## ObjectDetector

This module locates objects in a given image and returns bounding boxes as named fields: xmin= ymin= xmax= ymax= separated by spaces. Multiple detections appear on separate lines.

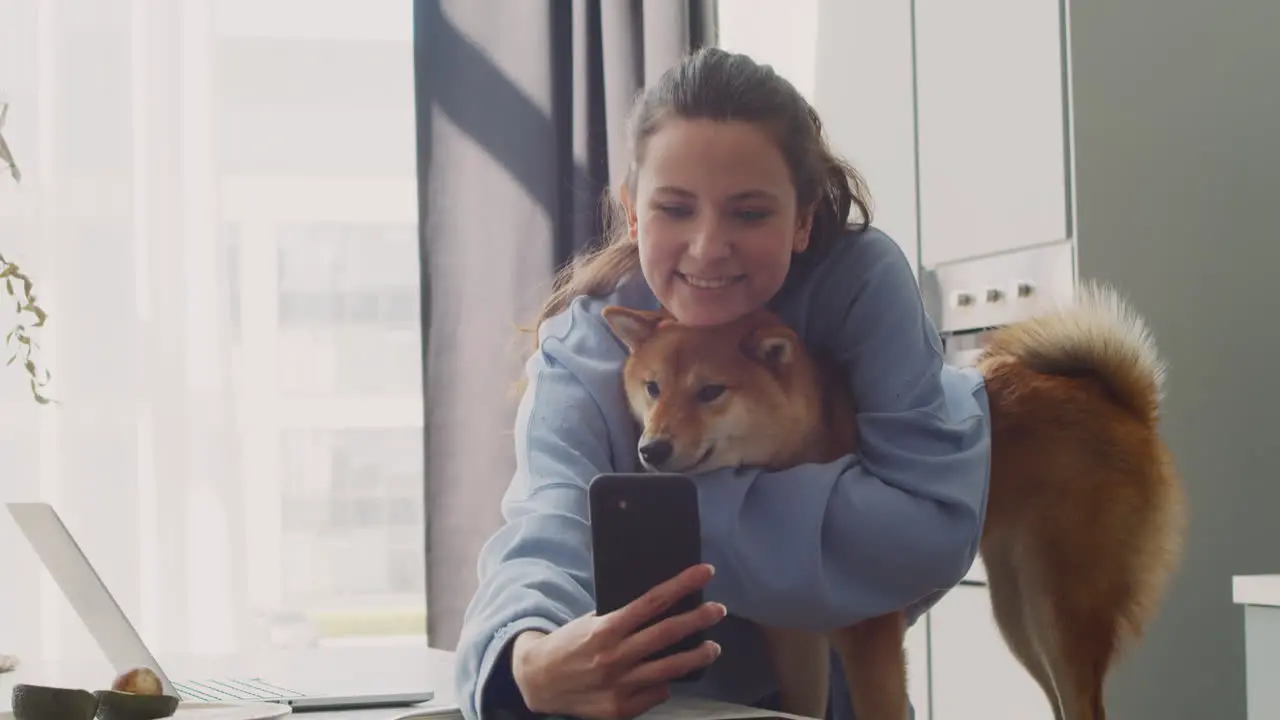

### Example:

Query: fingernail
xmin=709 ymin=641 xmax=722 ymax=657
xmin=705 ymin=563 xmax=716 ymax=576
xmin=712 ymin=602 xmax=728 ymax=618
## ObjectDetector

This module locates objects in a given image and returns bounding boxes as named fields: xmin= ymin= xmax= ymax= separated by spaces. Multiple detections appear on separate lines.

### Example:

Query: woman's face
xmin=624 ymin=118 xmax=813 ymax=327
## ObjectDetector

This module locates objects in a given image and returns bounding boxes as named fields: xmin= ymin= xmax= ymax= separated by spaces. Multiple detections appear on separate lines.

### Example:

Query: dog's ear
xmin=602 ymin=306 xmax=665 ymax=353
xmin=742 ymin=324 xmax=797 ymax=368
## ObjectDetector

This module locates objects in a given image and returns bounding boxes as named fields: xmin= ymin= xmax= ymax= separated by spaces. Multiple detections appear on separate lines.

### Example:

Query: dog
xmin=601 ymin=283 xmax=1186 ymax=720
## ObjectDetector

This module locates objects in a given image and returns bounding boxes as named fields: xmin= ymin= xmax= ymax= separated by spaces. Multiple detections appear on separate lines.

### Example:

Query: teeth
xmin=682 ymin=274 xmax=734 ymax=289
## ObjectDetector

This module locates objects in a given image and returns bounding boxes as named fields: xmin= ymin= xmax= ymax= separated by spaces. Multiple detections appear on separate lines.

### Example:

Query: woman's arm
xmin=452 ymin=300 xmax=626 ymax=720
xmin=697 ymin=230 xmax=992 ymax=630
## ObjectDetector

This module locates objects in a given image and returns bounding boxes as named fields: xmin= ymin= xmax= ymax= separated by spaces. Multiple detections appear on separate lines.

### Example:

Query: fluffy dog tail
xmin=980 ymin=282 xmax=1166 ymax=423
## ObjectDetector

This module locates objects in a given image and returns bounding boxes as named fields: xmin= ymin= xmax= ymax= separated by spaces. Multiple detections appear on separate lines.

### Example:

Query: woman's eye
xmin=645 ymin=380 xmax=660 ymax=398
xmin=736 ymin=209 xmax=771 ymax=223
xmin=658 ymin=205 xmax=693 ymax=219
xmin=696 ymin=384 xmax=725 ymax=403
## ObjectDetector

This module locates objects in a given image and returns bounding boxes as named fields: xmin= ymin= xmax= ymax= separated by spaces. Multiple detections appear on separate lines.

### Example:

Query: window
xmin=0 ymin=0 xmax=425 ymax=661
xmin=279 ymin=427 xmax=425 ymax=600
xmin=274 ymin=222 xmax=422 ymax=395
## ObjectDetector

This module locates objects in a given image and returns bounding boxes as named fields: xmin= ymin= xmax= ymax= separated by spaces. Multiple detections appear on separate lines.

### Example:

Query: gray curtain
xmin=413 ymin=0 xmax=716 ymax=650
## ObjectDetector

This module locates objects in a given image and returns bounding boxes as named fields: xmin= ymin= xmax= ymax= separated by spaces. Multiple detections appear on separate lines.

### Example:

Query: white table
xmin=0 ymin=645 xmax=805 ymax=719
xmin=0 ymin=645 xmax=457 ymax=719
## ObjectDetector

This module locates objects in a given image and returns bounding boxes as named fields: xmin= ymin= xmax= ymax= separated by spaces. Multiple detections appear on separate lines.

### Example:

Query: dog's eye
xmin=644 ymin=380 xmax=660 ymax=398
xmin=696 ymin=384 xmax=726 ymax=403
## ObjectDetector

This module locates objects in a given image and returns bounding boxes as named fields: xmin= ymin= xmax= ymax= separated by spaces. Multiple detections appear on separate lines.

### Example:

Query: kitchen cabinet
xmin=812 ymin=0 xmax=921 ymax=271
xmin=928 ymin=583 xmax=1056 ymax=719
xmin=913 ymin=0 xmax=1071 ymax=266
xmin=1233 ymin=576 xmax=1280 ymax=719
xmin=812 ymin=3 xmax=1074 ymax=716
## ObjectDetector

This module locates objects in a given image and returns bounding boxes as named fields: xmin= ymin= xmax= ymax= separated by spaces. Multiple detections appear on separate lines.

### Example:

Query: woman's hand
xmin=511 ymin=563 xmax=726 ymax=719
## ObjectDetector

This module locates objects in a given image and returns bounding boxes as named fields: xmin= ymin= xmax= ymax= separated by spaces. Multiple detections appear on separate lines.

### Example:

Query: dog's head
xmin=601 ymin=306 xmax=823 ymax=474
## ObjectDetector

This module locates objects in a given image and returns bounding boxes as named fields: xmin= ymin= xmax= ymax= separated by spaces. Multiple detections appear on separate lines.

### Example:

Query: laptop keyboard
xmin=172 ymin=677 xmax=306 ymax=702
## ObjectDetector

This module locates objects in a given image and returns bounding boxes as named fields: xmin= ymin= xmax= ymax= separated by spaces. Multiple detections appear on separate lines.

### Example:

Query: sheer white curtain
xmin=0 ymin=0 xmax=425 ymax=664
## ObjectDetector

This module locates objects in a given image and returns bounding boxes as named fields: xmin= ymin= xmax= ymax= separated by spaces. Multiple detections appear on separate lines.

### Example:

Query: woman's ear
xmin=618 ymin=181 xmax=639 ymax=242
xmin=792 ymin=201 xmax=816 ymax=252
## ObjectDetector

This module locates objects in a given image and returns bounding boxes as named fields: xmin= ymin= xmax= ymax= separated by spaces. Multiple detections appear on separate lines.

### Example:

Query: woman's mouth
xmin=677 ymin=272 xmax=743 ymax=290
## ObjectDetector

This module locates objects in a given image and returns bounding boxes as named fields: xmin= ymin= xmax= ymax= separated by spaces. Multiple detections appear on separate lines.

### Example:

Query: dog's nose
xmin=638 ymin=439 xmax=673 ymax=467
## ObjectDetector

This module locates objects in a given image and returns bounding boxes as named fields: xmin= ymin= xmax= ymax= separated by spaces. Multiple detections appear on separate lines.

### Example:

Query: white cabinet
xmin=813 ymin=0 xmax=921 ymax=270
xmin=928 ymin=584 xmax=1057 ymax=719
xmin=913 ymin=0 xmax=1071 ymax=266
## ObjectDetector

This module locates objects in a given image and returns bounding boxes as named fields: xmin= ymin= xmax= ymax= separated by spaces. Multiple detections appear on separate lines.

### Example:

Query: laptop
xmin=7 ymin=501 xmax=436 ymax=711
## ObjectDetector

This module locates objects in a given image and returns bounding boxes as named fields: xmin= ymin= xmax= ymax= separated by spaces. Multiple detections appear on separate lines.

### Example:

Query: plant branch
xmin=1 ymin=102 xmax=53 ymax=403
xmin=1 ymin=253 xmax=53 ymax=403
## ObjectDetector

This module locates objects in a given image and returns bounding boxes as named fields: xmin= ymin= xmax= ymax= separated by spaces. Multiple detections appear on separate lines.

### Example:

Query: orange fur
xmin=602 ymin=284 xmax=1185 ymax=720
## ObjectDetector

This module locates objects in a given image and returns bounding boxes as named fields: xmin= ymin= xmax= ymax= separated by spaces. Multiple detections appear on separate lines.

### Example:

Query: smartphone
xmin=588 ymin=472 xmax=706 ymax=680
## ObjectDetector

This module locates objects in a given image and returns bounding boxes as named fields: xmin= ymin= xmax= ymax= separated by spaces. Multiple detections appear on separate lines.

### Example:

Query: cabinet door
xmin=813 ymin=0 xmax=921 ymax=273
xmin=914 ymin=0 xmax=1071 ymax=266
xmin=929 ymin=584 xmax=1057 ymax=719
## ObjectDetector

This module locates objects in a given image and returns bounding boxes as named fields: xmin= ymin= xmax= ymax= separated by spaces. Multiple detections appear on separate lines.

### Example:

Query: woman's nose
xmin=687 ymin=219 xmax=732 ymax=260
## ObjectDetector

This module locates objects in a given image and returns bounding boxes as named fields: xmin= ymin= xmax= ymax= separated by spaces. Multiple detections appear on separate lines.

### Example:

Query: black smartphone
xmin=588 ymin=472 xmax=706 ymax=680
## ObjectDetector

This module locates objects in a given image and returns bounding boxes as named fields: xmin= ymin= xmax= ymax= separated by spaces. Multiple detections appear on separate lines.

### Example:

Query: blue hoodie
xmin=453 ymin=227 xmax=992 ymax=719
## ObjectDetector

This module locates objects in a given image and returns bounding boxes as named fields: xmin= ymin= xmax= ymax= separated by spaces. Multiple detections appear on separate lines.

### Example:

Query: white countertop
xmin=1 ymin=646 xmax=459 ymax=720
xmin=0 ymin=645 xmax=810 ymax=720
xmin=1234 ymin=574 xmax=1280 ymax=608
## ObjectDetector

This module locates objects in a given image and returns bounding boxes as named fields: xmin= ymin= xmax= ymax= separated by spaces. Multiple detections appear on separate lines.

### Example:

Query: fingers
xmin=601 ymin=563 xmax=716 ymax=637
xmin=616 ymin=599 xmax=727 ymax=666
xmin=621 ymin=638 xmax=723 ymax=688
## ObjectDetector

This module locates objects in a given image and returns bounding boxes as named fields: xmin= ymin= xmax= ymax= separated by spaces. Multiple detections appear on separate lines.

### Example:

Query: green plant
xmin=1 ymin=101 xmax=52 ymax=404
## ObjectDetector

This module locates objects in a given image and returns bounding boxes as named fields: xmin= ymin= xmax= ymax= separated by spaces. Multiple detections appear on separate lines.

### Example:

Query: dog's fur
xmin=601 ymin=283 xmax=1186 ymax=720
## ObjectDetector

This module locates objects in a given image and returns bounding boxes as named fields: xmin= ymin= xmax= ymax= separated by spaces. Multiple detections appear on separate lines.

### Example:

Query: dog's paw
xmin=0 ymin=653 xmax=19 ymax=673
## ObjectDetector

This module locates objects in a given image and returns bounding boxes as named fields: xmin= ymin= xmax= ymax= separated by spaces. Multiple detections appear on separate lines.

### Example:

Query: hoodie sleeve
xmin=451 ymin=299 xmax=628 ymax=720
xmin=696 ymin=231 xmax=992 ymax=631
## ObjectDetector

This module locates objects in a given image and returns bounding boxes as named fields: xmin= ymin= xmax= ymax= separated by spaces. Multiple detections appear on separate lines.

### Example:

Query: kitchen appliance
xmin=919 ymin=238 xmax=1077 ymax=368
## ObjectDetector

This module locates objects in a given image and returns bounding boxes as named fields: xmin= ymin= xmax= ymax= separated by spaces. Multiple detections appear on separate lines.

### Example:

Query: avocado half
xmin=92 ymin=690 xmax=180 ymax=720
xmin=11 ymin=683 xmax=99 ymax=720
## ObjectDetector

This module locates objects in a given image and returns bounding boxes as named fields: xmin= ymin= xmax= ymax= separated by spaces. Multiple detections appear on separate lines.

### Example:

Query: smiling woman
xmin=529 ymin=47 xmax=871 ymax=338
xmin=624 ymin=118 xmax=813 ymax=327
xmin=448 ymin=46 xmax=985 ymax=720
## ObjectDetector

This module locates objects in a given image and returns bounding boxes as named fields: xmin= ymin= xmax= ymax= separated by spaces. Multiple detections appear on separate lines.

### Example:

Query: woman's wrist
xmin=511 ymin=629 xmax=550 ymax=711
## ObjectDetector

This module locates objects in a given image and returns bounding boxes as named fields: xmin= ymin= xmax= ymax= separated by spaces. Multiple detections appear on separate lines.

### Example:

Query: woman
xmin=453 ymin=47 xmax=990 ymax=720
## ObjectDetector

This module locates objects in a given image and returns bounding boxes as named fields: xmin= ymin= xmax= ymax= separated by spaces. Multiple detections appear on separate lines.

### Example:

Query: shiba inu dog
xmin=601 ymin=283 xmax=1185 ymax=720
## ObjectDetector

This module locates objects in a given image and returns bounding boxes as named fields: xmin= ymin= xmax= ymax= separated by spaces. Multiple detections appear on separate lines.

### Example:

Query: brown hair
xmin=532 ymin=46 xmax=873 ymax=338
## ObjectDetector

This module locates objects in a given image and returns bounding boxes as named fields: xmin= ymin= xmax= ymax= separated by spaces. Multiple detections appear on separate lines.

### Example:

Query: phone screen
xmin=588 ymin=472 xmax=705 ymax=676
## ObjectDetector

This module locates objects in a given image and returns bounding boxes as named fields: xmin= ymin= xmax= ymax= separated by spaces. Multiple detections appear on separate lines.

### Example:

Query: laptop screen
xmin=6 ymin=502 xmax=177 ymax=695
